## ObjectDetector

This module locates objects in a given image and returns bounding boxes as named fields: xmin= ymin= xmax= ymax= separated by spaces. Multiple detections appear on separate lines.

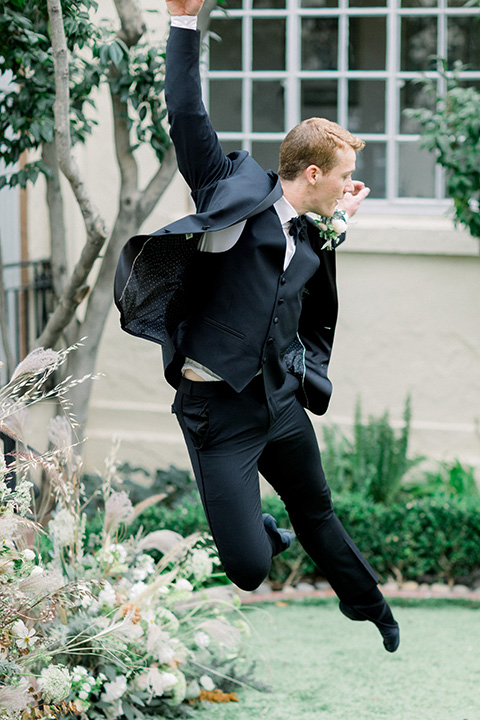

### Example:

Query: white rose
xmin=158 ymin=672 xmax=178 ymax=693
xmin=101 ymin=676 xmax=127 ymax=703
xmin=98 ymin=582 xmax=117 ymax=607
xmin=175 ymin=578 xmax=193 ymax=592
xmin=200 ymin=674 xmax=215 ymax=691
xmin=22 ymin=548 xmax=36 ymax=561
xmin=331 ymin=217 xmax=347 ymax=235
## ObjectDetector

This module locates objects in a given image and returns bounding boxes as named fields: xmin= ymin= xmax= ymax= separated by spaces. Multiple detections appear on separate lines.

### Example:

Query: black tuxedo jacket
xmin=114 ymin=27 xmax=345 ymax=416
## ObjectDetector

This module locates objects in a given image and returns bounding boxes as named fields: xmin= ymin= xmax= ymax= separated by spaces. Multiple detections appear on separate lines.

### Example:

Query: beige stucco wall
xmin=24 ymin=0 xmax=480 ymax=478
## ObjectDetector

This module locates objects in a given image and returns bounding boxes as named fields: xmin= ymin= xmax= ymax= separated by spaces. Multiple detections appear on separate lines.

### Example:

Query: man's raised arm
xmin=164 ymin=0 xmax=231 ymax=193
xmin=166 ymin=0 xmax=204 ymax=17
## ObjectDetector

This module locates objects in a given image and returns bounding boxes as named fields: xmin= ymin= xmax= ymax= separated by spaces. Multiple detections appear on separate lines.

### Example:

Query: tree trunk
xmin=42 ymin=141 xmax=68 ymax=300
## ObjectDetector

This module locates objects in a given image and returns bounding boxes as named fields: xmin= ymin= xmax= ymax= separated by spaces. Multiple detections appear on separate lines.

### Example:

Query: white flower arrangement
xmin=314 ymin=209 xmax=348 ymax=250
xmin=0 ymin=349 xmax=253 ymax=720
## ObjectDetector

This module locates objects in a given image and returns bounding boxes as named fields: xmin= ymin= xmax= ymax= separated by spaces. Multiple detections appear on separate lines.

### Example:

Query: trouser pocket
xmin=174 ymin=393 xmax=210 ymax=450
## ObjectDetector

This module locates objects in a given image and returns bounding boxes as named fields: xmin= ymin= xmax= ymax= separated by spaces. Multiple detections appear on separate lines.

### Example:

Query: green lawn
xmin=195 ymin=599 xmax=480 ymax=720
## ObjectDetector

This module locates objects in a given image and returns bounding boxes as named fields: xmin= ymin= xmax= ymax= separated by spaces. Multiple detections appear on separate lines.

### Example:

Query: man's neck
xmin=279 ymin=176 xmax=309 ymax=216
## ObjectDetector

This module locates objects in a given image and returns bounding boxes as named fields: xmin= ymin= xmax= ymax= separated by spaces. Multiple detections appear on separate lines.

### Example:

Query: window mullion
xmin=243 ymin=11 xmax=252 ymax=153
xmin=338 ymin=0 xmax=348 ymax=129
xmin=286 ymin=0 xmax=299 ymax=132
xmin=386 ymin=0 xmax=399 ymax=202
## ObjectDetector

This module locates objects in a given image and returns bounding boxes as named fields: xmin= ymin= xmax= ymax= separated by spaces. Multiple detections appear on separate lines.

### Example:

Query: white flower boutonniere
xmin=314 ymin=209 xmax=348 ymax=250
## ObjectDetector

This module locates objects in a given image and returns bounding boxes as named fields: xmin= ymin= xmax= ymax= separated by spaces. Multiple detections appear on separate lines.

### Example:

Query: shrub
xmin=129 ymin=482 xmax=480 ymax=589
xmin=267 ymin=492 xmax=480 ymax=587
xmin=321 ymin=396 xmax=424 ymax=504
xmin=403 ymin=459 xmax=480 ymax=501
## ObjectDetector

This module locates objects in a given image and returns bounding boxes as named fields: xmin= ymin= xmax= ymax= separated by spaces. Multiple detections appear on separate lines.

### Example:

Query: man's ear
xmin=305 ymin=164 xmax=321 ymax=185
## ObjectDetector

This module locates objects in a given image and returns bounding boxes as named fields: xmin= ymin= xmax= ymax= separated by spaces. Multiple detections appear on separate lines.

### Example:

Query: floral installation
xmin=0 ymin=349 xmax=256 ymax=720
xmin=313 ymin=209 xmax=348 ymax=250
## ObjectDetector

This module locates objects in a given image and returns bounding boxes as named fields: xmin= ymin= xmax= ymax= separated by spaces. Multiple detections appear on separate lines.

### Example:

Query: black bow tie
xmin=289 ymin=215 xmax=308 ymax=244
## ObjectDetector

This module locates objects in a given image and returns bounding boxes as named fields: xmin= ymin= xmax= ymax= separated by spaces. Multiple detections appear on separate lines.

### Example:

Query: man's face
xmin=310 ymin=146 xmax=356 ymax=217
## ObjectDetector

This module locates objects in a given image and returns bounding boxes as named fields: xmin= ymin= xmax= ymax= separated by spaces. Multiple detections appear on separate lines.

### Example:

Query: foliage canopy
xmin=0 ymin=0 xmax=170 ymax=190
xmin=405 ymin=61 xmax=480 ymax=239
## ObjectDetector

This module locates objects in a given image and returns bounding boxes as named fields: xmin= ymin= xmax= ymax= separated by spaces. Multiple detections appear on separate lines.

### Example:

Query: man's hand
xmin=338 ymin=181 xmax=370 ymax=218
xmin=166 ymin=0 xmax=204 ymax=15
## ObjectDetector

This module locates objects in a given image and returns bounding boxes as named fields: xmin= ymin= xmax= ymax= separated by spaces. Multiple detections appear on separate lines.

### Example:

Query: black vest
xmin=173 ymin=206 xmax=321 ymax=402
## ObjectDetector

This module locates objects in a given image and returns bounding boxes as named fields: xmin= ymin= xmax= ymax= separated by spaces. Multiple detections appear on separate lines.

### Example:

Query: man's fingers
xmin=355 ymin=186 xmax=371 ymax=201
xmin=351 ymin=180 xmax=366 ymax=196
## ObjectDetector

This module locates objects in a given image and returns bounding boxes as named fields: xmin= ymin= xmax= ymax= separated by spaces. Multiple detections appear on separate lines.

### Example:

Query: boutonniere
xmin=314 ymin=209 xmax=348 ymax=250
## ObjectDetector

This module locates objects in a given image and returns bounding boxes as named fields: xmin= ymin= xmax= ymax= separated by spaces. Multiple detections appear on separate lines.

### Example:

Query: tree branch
xmin=47 ymin=0 xmax=107 ymax=247
xmin=110 ymin=87 xmax=140 ymax=198
xmin=39 ymin=0 xmax=109 ymax=347
xmin=113 ymin=0 xmax=146 ymax=47
xmin=197 ymin=0 xmax=217 ymax=37
xmin=137 ymin=144 xmax=178 ymax=225
xmin=42 ymin=141 xmax=68 ymax=299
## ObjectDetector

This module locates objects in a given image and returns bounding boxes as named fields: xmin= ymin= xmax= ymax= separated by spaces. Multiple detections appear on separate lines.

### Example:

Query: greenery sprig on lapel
xmin=313 ymin=209 xmax=348 ymax=250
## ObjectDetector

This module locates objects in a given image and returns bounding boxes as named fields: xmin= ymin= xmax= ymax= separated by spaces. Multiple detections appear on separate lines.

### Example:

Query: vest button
xmin=278 ymin=298 xmax=285 ymax=305
xmin=273 ymin=317 xmax=279 ymax=324
xmin=280 ymin=277 xmax=287 ymax=285
xmin=262 ymin=356 xmax=267 ymax=363
xmin=267 ymin=337 xmax=274 ymax=344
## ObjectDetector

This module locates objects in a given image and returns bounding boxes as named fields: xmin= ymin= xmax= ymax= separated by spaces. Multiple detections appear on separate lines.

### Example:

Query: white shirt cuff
xmin=171 ymin=15 xmax=198 ymax=30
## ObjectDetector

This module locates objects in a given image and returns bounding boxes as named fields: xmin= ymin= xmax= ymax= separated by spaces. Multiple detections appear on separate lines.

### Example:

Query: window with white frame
xmin=205 ymin=0 xmax=480 ymax=213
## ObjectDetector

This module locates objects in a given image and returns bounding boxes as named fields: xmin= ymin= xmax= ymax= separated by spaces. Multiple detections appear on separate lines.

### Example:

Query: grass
xmin=195 ymin=598 xmax=480 ymax=720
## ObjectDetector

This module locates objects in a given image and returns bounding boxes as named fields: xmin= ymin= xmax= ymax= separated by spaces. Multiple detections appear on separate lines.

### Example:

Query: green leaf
xmin=108 ymin=42 xmax=124 ymax=68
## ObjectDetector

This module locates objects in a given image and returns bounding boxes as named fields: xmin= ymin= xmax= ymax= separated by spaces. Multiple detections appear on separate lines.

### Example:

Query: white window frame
xmin=205 ymin=0 xmax=480 ymax=217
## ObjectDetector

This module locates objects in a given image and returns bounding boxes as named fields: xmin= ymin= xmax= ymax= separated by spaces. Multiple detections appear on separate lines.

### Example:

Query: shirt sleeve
xmin=170 ymin=15 xmax=198 ymax=30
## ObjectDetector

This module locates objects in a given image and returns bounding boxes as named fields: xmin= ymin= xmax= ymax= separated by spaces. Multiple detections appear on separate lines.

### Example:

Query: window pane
xmin=349 ymin=0 xmax=386 ymax=6
xmin=301 ymin=0 xmax=339 ymax=7
xmin=401 ymin=17 xmax=438 ymax=71
xmin=301 ymin=80 xmax=338 ymax=121
xmin=209 ymin=18 xmax=242 ymax=71
xmin=448 ymin=18 xmax=480 ymax=70
xmin=220 ymin=141 xmax=241 ymax=156
xmin=222 ymin=0 xmax=243 ymax=7
xmin=355 ymin=142 xmax=386 ymax=199
xmin=252 ymin=81 xmax=285 ymax=132
xmin=301 ymin=18 xmax=338 ymax=70
xmin=398 ymin=142 xmax=436 ymax=198
xmin=401 ymin=0 xmax=437 ymax=7
xmin=252 ymin=19 xmax=286 ymax=70
xmin=210 ymin=80 xmax=242 ymax=132
xmin=348 ymin=80 xmax=385 ymax=133
xmin=253 ymin=0 xmax=285 ymax=7
xmin=399 ymin=79 xmax=436 ymax=134
xmin=349 ymin=18 xmax=386 ymax=70
xmin=252 ymin=141 xmax=281 ymax=172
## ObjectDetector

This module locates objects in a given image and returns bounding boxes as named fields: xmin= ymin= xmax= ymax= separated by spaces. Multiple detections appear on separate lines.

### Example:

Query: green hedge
xmin=267 ymin=493 xmax=480 ymax=587
xmin=126 ymin=493 xmax=480 ymax=588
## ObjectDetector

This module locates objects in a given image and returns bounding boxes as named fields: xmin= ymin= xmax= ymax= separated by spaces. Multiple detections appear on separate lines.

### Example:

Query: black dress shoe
xmin=262 ymin=513 xmax=295 ymax=555
xmin=339 ymin=600 xmax=400 ymax=653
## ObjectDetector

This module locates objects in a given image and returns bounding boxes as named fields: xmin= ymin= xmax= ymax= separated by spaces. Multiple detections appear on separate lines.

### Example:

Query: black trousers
xmin=172 ymin=373 xmax=378 ymax=598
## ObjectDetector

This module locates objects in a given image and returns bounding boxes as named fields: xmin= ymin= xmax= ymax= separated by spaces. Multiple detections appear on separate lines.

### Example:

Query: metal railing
xmin=0 ymin=259 xmax=55 ymax=381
